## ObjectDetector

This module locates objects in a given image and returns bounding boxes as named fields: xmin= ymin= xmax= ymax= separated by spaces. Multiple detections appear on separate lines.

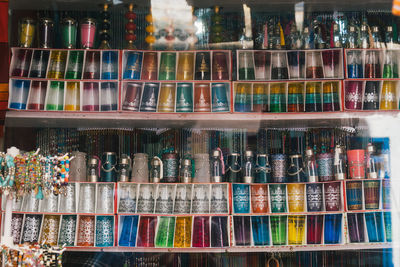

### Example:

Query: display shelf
xmin=62 ymin=243 xmax=392 ymax=253
xmin=7 ymin=110 xmax=399 ymax=129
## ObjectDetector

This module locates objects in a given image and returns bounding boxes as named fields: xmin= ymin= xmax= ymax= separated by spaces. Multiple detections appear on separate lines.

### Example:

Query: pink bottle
xmin=80 ymin=18 xmax=96 ymax=49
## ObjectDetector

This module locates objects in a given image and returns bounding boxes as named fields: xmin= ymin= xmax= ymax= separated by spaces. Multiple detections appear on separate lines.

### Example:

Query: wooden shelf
xmin=6 ymin=110 xmax=399 ymax=129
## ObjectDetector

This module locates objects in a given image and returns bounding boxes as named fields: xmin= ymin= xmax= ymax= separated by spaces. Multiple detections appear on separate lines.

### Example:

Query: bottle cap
xmin=182 ymin=159 xmax=192 ymax=166
xmin=367 ymin=143 xmax=375 ymax=153
xmin=361 ymin=25 xmax=367 ymax=31
xmin=151 ymin=158 xmax=160 ymax=166
xmin=372 ymin=26 xmax=379 ymax=33
xmin=305 ymin=149 xmax=314 ymax=156
xmin=119 ymin=157 xmax=130 ymax=165
xmin=387 ymin=26 xmax=393 ymax=32
xmin=89 ymin=157 xmax=99 ymax=165
xmin=335 ymin=145 xmax=344 ymax=154
xmin=245 ymin=150 xmax=253 ymax=157
xmin=212 ymin=149 xmax=221 ymax=157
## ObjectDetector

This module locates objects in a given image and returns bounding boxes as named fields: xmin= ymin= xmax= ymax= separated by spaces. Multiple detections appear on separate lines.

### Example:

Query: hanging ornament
xmin=210 ymin=6 xmax=224 ymax=44
xmin=125 ymin=3 xmax=137 ymax=49
xmin=145 ymin=8 xmax=156 ymax=49
xmin=99 ymin=3 xmax=111 ymax=49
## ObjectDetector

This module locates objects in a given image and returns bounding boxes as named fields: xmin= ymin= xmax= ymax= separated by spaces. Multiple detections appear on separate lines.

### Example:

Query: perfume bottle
xmin=385 ymin=26 xmax=395 ymax=49
xmin=332 ymin=23 xmax=342 ymax=48
xmin=271 ymin=24 xmax=282 ymax=50
xmin=347 ymin=26 xmax=358 ymax=48
xmin=305 ymin=149 xmax=318 ymax=182
xmin=360 ymin=24 xmax=370 ymax=49
xmin=383 ymin=50 xmax=398 ymax=78
xmin=366 ymin=143 xmax=378 ymax=179
xmin=334 ymin=145 xmax=346 ymax=180
xmin=287 ymin=23 xmax=302 ymax=50
xmin=371 ymin=26 xmax=383 ymax=49
xmin=150 ymin=157 xmax=162 ymax=183
xmin=313 ymin=22 xmax=326 ymax=49
xmin=242 ymin=150 xmax=255 ymax=183
xmin=211 ymin=149 xmax=224 ymax=183
xmin=179 ymin=159 xmax=193 ymax=183
xmin=301 ymin=27 xmax=312 ymax=49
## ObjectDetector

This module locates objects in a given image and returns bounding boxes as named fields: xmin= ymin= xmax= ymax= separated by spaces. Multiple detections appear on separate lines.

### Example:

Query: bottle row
xmin=9 ymin=79 xmax=119 ymax=111
xmin=232 ymin=180 xmax=389 ymax=215
xmin=6 ymin=183 xmax=116 ymax=214
xmin=6 ymin=180 xmax=389 ymax=216
xmin=10 ymin=48 xmax=233 ymax=82
xmin=8 ymin=80 xmax=231 ymax=113
xmin=233 ymin=81 xmax=342 ymax=112
xmin=345 ymin=49 xmax=400 ymax=79
xmin=9 ymin=212 xmax=391 ymax=248
xmin=76 ymin=143 xmax=389 ymax=184
xmin=11 ymin=80 xmax=400 ymax=113
xmin=236 ymin=49 xmax=344 ymax=81
xmin=13 ymin=47 xmax=400 ymax=83
xmin=10 ymin=49 xmax=120 ymax=80
xmin=10 ymin=213 xmax=115 ymax=247
xmin=121 ymin=50 xmax=232 ymax=81
xmin=231 ymin=212 xmax=391 ymax=246
xmin=120 ymin=82 xmax=231 ymax=112
xmin=344 ymin=80 xmax=400 ymax=110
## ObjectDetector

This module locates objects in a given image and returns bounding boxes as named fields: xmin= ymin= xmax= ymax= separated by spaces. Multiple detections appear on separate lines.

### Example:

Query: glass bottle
xmin=360 ymin=24 xmax=370 ymax=49
xmin=301 ymin=27 xmax=312 ymax=49
xmin=371 ymin=26 xmax=383 ymax=49
xmin=332 ymin=24 xmax=342 ymax=48
xmin=334 ymin=145 xmax=346 ymax=180
xmin=118 ymin=155 xmax=131 ymax=182
xmin=150 ymin=157 xmax=162 ymax=183
xmin=87 ymin=157 xmax=99 ymax=182
xmin=179 ymin=159 xmax=192 ymax=183
xmin=211 ymin=149 xmax=223 ymax=183
xmin=347 ymin=50 xmax=363 ymax=78
xmin=242 ymin=150 xmax=255 ymax=183
xmin=287 ymin=23 xmax=302 ymax=50
xmin=225 ymin=153 xmax=241 ymax=183
xmin=385 ymin=26 xmax=395 ymax=49
xmin=271 ymin=25 xmax=282 ymax=50
xmin=366 ymin=143 xmax=378 ymax=179
xmin=313 ymin=23 xmax=326 ymax=49
xmin=305 ymin=149 xmax=318 ymax=182
xmin=347 ymin=26 xmax=358 ymax=48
